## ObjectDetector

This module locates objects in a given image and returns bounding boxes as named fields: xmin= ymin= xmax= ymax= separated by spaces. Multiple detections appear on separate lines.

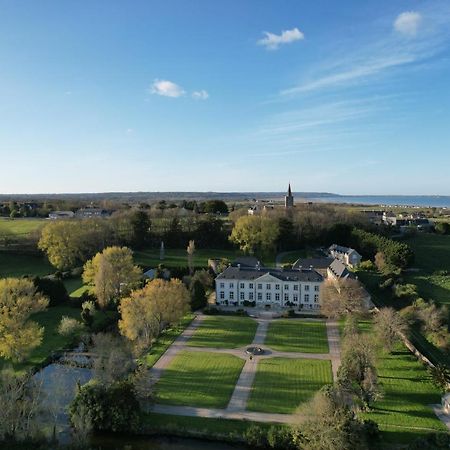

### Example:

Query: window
xmin=230 ymin=283 xmax=234 ymax=289
xmin=293 ymin=294 xmax=298 ymax=303
xmin=257 ymin=283 xmax=262 ymax=289
xmin=305 ymin=285 xmax=310 ymax=291
xmin=258 ymin=293 xmax=262 ymax=301
xmin=314 ymin=294 xmax=319 ymax=303
xmin=293 ymin=285 xmax=299 ymax=291
xmin=275 ymin=293 xmax=280 ymax=301
xmin=266 ymin=293 xmax=271 ymax=301
xmin=220 ymin=283 xmax=224 ymax=288
xmin=314 ymin=285 xmax=320 ymax=292
xmin=240 ymin=283 xmax=245 ymax=289
xmin=249 ymin=292 xmax=254 ymax=300
xmin=240 ymin=292 xmax=245 ymax=300
xmin=220 ymin=291 xmax=224 ymax=299
xmin=249 ymin=283 xmax=254 ymax=289
xmin=304 ymin=294 xmax=309 ymax=302
xmin=284 ymin=293 xmax=289 ymax=302
xmin=230 ymin=292 xmax=234 ymax=300
xmin=284 ymin=284 xmax=289 ymax=290
xmin=275 ymin=284 xmax=280 ymax=290
xmin=266 ymin=284 xmax=271 ymax=290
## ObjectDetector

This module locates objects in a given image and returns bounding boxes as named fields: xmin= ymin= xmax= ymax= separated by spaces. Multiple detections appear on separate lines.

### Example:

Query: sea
xmin=306 ymin=195 xmax=450 ymax=208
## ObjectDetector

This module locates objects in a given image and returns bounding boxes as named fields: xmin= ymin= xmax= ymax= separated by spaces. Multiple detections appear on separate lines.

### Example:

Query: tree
xmin=230 ymin=215 xmax=279 ymax=255
xmin=119 ymin=279 xmax=190 ymax=351
xmin=373 ymin=307 xmax=408 ymax=352
xmin=81 ymin=300 xmax=96 ymax=328
xmin=320 ymin=279 xmax=368 ymax=318
xmin=187 ymin=239 xmax=196 ymax=275
xmin=130 ymin=209 xmax=151 ymax=249
xmin=58 ymin=316 xmax=85 ymax=338
xmin=90 ymin=333 xmax=135 ymax=385
xmin=293 ymin=385 xmax=376 ymax=450
xmin=429 ymin=364 xmax=450 ymax=393
xmin=435 ymin=222 xmax=450 ymax=235
xmin=33 ymin=276 xmax=69 ymax=307
xmin=38 ymin=219 xmax=113 ymax=270
xmin=190 ymin=279 xmax=207 ymax=311
xmin=82 ymin=246 xmax=142 ymax=309
xmin=0 ymin=278 xmax=48 ymax=362
xmin=201 ymin=200 xmax=228 ymax=214
xmin=191 ymin=269 xmax=214 ymax=290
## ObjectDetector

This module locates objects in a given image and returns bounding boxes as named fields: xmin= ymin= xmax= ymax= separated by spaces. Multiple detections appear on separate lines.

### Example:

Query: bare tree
xmin=320 ymin=279 xmax=368 ymax=318
xmin=373 ymin=307 xmax=408 ymax=353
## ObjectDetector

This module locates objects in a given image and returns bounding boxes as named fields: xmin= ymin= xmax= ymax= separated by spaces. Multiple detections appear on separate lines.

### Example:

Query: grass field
xmin=188 ymin=316 xmax=258 ymax=348
xmin=247 ymin=357 xmax=333 ymax=413
xmin=0 ymin=218 xmax=46 ymax=238
xmin=265 ymin=319 xmax=329 ymax=353
xmin=143 ymin=314 xmax=195 ymax=367
xmin=404 ymin=234 xmax=450 ymax=305
xmin=0 ymin=305 xmax=81 ymax=374
xmin=155 ymin=350 xmax=245 ymax=408
xmin=363 ymin=345 xmax=447 ymax=443
xmin=134 ymin=248 xmax=243 ymax=268
xmin=0 ymin=252 xmax=54 ymax=278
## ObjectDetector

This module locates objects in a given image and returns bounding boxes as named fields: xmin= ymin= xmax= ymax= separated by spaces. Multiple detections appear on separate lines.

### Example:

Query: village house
xmin=328 ymin=244 xmax=362 ymax=268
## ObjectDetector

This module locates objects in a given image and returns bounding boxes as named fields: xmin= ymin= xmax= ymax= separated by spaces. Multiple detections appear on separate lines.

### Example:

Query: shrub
xmin=358 ymin=260 xmax=376 ymax=271
xmin=243 ymin=424 xmax=267 ymax=448
xmin=70 ymin=380 xmax=140 ymax=432
xmin=379 ymin=277 xmax=394 ymax=290
xmin=33 ymin=276 xmax=69 ymax=307
xmin=58 ymin=316 xmax=85 ymax=338
xmin=190 ymin=280 xmax=207 ymax=311
xmin=393 ymin=283 xmax=419 ymax=300
xmin=267 ymin=426 xmax=295 ymax=449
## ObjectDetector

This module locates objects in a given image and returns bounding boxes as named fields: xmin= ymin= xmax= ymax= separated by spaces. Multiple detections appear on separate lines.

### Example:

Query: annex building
xmin=215 ymin=263 xmax=323 ymax=310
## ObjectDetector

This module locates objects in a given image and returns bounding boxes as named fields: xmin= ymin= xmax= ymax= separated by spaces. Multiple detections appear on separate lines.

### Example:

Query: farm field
xmin=155 ymin=350 xmax=245 ymax=408
xmin=0 ymin=305 xmax=81 ymax=374
xmin=187 ymin=316 xmax=258 ymax=349
xmin=0 ymin=252 xmax=54 ymax=278
xmin=265 ymin=319 xmax=329 ymax=353
xmin=247 ymin=357 xmax=333 ymax=413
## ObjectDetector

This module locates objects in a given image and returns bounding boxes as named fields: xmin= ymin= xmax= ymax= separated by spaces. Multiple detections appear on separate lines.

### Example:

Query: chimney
xmin=237 ymin=263 xmax=241 ymax=270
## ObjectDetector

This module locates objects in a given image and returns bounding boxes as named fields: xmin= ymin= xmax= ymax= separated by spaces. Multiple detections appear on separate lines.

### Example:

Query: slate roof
xmin=216 ymin=266 xmax=323 ymax=282
xmin=292 ymin=257 xmax=334 ymax=270
xmin=328 ymin=259 xmax=354 ymax=279
xmin=231 ymin=257 xmax=263 ymax=268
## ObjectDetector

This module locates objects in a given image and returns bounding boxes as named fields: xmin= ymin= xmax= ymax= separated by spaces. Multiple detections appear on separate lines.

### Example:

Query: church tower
xmin=285 ymin=183 xmax=294 ymax=208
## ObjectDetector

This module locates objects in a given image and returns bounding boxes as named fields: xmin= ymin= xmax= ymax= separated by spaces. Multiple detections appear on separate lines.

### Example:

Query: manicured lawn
xmin=248 ymin=357 xmax=333 ymax=413
xmin=62 ymin=277 xmax=85 ymax=296
xmin=278 ymin=249 xmax=316 ymax=265
xmin=0 ymin=252 xmax=54 ymax=278
xmin=155 ymin=350 xmax=245 ymax=408
xmin=362 ymin=345 xmax=447 ymax=442
xmin=0 ymin=305 xmax=81 ymax=374
xmin=188 ymin=316 xmax=258 ymax=348
xmin=134 ymin=248 xmax=242 ymax=268
xmin=265 ymin=319 xmax=329 ymax=353
xmin=143 ymin=314 xmax=195 ymax=367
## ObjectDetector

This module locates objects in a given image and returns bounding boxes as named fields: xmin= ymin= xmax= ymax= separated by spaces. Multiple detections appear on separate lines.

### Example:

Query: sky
xmin=0 ymin=0 xmax=450 ymax=195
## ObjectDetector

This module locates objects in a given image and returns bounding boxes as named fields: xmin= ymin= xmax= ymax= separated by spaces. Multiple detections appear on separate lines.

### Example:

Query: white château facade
xmin=215 ymin=264 xmax=323 ymax=310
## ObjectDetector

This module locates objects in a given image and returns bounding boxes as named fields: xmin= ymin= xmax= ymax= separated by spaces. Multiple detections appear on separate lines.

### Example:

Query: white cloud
xmin=258 ymin=27 xmax=304 ymax=50
xmin=192 ymin=90 xmax=209 ymax=100
xmin=394 ymin=11 xmax=422 ymax=36
xmin=150 ymin=79 xmax=185 ymax=98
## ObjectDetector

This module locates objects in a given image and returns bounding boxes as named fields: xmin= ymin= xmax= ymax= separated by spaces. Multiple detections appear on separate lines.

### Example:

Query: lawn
xmin=188 ymin=316 xmax=258 ymax=348
xmin=155 ymin=350 xmax=245 ymax=408
xmin=134 ymin=248 xmax=243 ymax=268
xmin=0 ymin=305 xmax=81 ymax=374
xmin=62 ymin=277 xmax=85 ymax=296
xmin=0 ymin=218 xmax=46 ymax=238
xmin=278 ymin=248 xmax=317 ymax=265
xmin=247 ymin=357 xmax=333 ymax=413
xmin=404 ymin=233 xmax=450 ymax=305
xmin=265 ymin=319 xmax=329 ymax=353
xmin=0 ymin=252 xmax=54 ymax=278
xmin=362 ymin=345 xmax=447 ymax=443
xmin=143 ymin=314 xmax=195 ymax=367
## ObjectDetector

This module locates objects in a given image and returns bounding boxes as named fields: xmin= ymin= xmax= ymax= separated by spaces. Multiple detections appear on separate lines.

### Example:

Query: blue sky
xmin=1 ymin=0 xmax=449 ymax=195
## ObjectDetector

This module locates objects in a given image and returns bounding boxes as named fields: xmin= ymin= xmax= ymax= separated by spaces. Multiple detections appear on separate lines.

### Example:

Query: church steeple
xmin=285 ymin=183 xmax=294 ymax=208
